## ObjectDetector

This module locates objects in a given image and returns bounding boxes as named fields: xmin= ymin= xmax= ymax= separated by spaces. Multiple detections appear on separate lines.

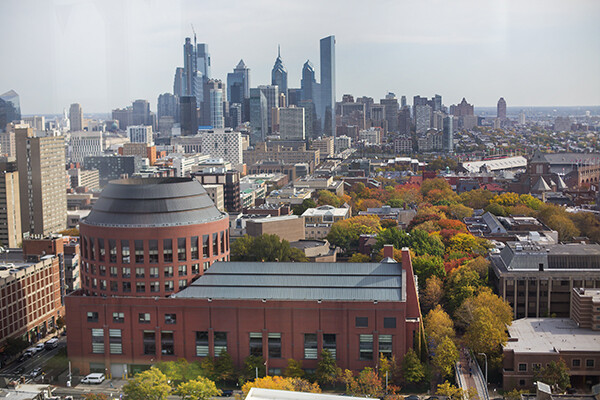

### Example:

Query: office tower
xmin=320 ymin=36 xmax=336 ymax=137
xmin=432 ymin=94 xmax=442 ymax=112
xmin=449 ymin=98 xmax=474 ymax=116
xmin=0 ymin=161 xmax=21 ymax=247
xmin=183 ymin=38 xmax=195 ymax=97
xmin=127 ymin=125 xmax=153 ymax=146
xmin=381 ymin=94 xmax=399 ymax=133
xmin=202 ymin=80 xmax=226 ymax=128
xmin=299 ymin=101 xmax=317 ymax=140
xmin=0 ymin=130 xmax=16 ymax=158
xmin=229 ymin=103 xmax=242 ymax=129
xmin=287 ymin=89 xmax=301 ymax=107
xmin=400 ymin=96 xmax=407 ymax=108
xmin=497 ymin=97 xmax=507 ymax=119
xmin=200 ymin=129 xmax=243 ymax=165
xmin=69 ymin=131 xmax=104 ymax=163
xmin=301 ymin=60 xmax=316 ymax=102
xmin=279 ymin=107 xmax=305 ymax=141
xmin=432 ymin=111 xmax=445 ymax=131
xmin=415 ymin=104 xmax=432 ymax=134
xmin=271 ymin=46 xmax=288 ymax=99
xmin=132 ymin=99 xmax=151 ymax=126
xmin=252 ymin=85 xmax=279 ymax=134
xmin=518 ymin=111 xmax=526 ymax=125
xmin=196 ymin=43 xmax=211 ymax=80
xmin=69 ymin=103 xmax=83 ymax=132
xmin=249 ymin=88 xmax=268 ymax=145
xmin=398 ymin=107 xmax=411 ymax=136
xmin=22 ymin=116 xmax=45 ymax=132
xmin=180 ymin=96 xmax=198 ymax=136
xmin=157 ymin=93 xmax=179 ymax=123
xmin=112 ymin=107 xmax=132 ymax=131
xmin=0 ymin=90 xmax=21 ymax=132
xmin=173 ymin=67 xmax=185 ymax=97
xmin=15 ymin=127 xmax=67 ymax=235
xmin=443 ymin=115 xmax=453 ymax=152
xmin=227 ymin=59 xmax=250 ymax=103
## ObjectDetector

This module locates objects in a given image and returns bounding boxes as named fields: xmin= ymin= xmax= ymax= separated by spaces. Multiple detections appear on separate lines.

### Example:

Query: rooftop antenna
xmin=191 ymin=23 xmax=197 ymax=47
xmin=278 ymin=44 xmax=281 ymax=58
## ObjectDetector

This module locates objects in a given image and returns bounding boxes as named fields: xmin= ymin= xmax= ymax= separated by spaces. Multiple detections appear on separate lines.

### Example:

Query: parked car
xmin=81 ymin=373 xmax=105 ymax=384
xmin=44 ymin=338 xmax=59 ymax=349
xmin=34 ymin=343 xmax=45 ymax=352
xmin=29 ymin=367 xmax=42 ymax=378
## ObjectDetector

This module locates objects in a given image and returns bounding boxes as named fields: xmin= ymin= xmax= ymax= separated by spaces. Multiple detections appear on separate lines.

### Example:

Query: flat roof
xmin=505 ymin=318 xmax=600 ymax=354
xmin=247 ymin=215 xmax=302 ymax=223
xmin=247 ymin=388 xmax=370 ymax=400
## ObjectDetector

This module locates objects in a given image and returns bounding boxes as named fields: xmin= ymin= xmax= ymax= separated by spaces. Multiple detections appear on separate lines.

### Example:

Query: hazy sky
xmin=1 ymin=0 xmax=599 ymax=114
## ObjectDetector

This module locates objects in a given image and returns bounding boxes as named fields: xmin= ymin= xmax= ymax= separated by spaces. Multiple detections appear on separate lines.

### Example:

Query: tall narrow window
xmin=161 ymin=331 xmax=174 ymax=355
xmin=214 ymin=332 xmax=227 ymax=356
xmin=304 ymin=333 xmax=317 ymax=359
xmin=249 ymin=332 xmax=263 ymax=356
xmin=178 ymin=265 xmax=187 ymax=276
xmin=220 ymin=231 xmax=225 ymax=254
xmin=91 ymin=328 xmax=104 ymax=353
xmin=191 ymin=236 xmax=199 ymax=260
xmin=203 ymin=235 xmax=209 ymax=258
xmin=109 ymin=239 xmax=117 ymax=263
xmin=359 ymin=334 xmax=373 ymax=360
xmin=135 ymin=240 xmax=144 ymax=263
xmin=121 ymin=240 xmax=130 ymax=264
xmin=213 ymin=233 xmax=219 ymax=255
xmin=268 ymin=333 xmax=282 ymax=358
xmin=82 ymin=237 xmax=88 ymax=259
xmin=143 ymin=331 xmax=155 ymax=355
xmin=323 ymin=334 xmax=337 ymax=359
xmin=177 ymin=238 xmax=187 ymax=261
xmin=379 ymin=334 xmax=392 ymax=358
xmin=163 ymin=239 xmax=173 ymax=262
xmin=109 ymin=329 xmax=122 ymax=354
xmin=196 ymin=331 xmax=209 ymax=356
xmin=149 ymin=240 xmax=158 ymax=263
xmin=89 ymin=237 xmax=96 ymax=260
xmin=98 ymin=238 xmax=105 ymax=262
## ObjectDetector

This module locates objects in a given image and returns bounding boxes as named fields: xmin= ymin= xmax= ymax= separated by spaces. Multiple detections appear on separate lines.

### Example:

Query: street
xmin=0 ymin=337 xmax=67 ymax=384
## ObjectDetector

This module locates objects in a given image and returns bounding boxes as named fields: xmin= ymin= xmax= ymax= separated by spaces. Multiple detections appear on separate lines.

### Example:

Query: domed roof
xmin=82 ymin=177 xmax=226 ymax=227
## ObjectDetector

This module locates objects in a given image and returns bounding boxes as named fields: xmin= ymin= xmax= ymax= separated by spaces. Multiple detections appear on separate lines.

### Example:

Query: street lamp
xmin=478 ymin=352 xmax=488 ymax=388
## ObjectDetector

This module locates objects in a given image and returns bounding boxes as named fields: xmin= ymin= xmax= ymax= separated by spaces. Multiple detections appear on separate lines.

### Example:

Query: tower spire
xmin=278 ymin=44 xmax=280 ymax=58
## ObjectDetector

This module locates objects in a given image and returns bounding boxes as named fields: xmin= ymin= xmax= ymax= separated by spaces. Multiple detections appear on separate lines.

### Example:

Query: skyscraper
xmin=249 ymin=88 xmax=268 ymax=145
xmin=0 ymin=161 xmax=21 ymax=248
xmin=180 ymin=96 xmax=198 ymax=136
xmin=301 ymin=60 xmax=316 ymax=102
xmin=183 ymin=38 xmax=195 ymax=97
xmin=132 ymin=99 xmax=151 ymax=126
xmin=202 ymin=80 xmax=226 ymax=128
xmin=0 ymin=90 xmax=21 ymax=132
xmin=271 ymin=46 xmax=288 ymax=99
xmin=15 ymin=127 xmax=66 ymax=235
xmin=157 ymin=93 xmax=179 ymax=122
xmin=279 ymin=107 xmax=305 ymax=141
xmin=415 ymin=105 xmax=432 ymax=134
xmin=381 ymin=94 xmax=399 ymax=133
xmin=173 ymin=67 xmax=185 ymax=97
xmin=69 ymin=103 xmax=83 ymax=132
xmin=443 ymin=115 xmax=454 ymax=152
xmin=196 ymin=43 xmax=211 ymax=80
xmin=497 ymin=97 xmax=507 ymax=119
xmin=227 ymin=60 xmax=250 ymax=103
xmin=319 ymin=35 xmax=336 ymax=137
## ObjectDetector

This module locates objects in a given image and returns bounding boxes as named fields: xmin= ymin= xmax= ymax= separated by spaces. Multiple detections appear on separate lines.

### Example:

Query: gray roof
xmin=173 ymin=261 xmax=405 ymax=302
xmin=82 ymin=177 xmax=226 ymax=227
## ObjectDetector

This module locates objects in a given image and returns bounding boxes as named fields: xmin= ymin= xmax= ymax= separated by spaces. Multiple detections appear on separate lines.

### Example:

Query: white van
xmin=44 ymin=338 xmax=59 ymax=349
xmin=81 ymin=373 xmax=105 ymax=384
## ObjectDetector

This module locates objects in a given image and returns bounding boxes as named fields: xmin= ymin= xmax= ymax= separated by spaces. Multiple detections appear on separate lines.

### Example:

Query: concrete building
xmin=0 ymin=161 xmax=21 ymax=247
xmin=246 ymin=215 xmax=305 ymax=242
xmin=359 ymin=128 xmax=381 ymax=145
xmin=194 ymin=169 xmax=241 ymax=213
xmin=335 ymin=135 xmax=352 ymax=152
xmin=244 ymin=143 xmax=319 ymax=174
xmin=415 ymin=105 xmax=432 ymax=135
xmin=311 ymin=137 xmax=334 ymax=158
xmin=69 ymin=103 xmax=83 ymax=132
xmin=120 ymin=143 xmax=157 ymax=166
xmin=69 ymin=131 xmax=103 ymax=163
xmin=127 ymin=125 xmax=153 ymax=146
xmin=320 ymin=35 xmax=336 ymax=136
xmin=571 ymin=288 xmax=600 ymax=331
xmin=290 ymin=239 xmax=337 ymax=262
xmin=65 ymin=246 xmax=422 ymax=376
xmin=67 ymin=168 xmax=100 ymax=191
xmin=203 ymin=184 xmax=224 ymax=212
xmin=199 ymin=129 xmax=243 ymax=166
xmin=0 ymin=130 xmax=16 ymax=158
xmin=302 ymin=205 xmax=351 ymax=239
xmin=279 ymin=107 xmax=305 ymax=141
xmin=84 ymin=156 xmax=136 ymax=186
xmin=15 ymin=128 xmax=67 ymax=235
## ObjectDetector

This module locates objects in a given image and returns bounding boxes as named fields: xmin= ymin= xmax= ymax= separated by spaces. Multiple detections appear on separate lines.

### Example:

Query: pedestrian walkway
xmin=455 ymin=349 xmax=489 ymax=400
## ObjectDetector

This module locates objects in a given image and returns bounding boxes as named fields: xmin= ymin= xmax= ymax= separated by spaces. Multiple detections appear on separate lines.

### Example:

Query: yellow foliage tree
xmin=424 ymin=305 xmax=455 ymax=350
xmin=241 ymin=376 xmax=321 ymax=397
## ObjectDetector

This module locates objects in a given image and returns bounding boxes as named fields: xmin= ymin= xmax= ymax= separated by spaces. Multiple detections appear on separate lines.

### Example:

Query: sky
xmin=1 ymin=0 xmax=599 ymax=114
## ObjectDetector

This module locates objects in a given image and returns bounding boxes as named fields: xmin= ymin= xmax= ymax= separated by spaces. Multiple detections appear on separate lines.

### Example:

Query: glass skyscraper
xmin=0 ymin=90 xmax=21 ymax=132
xmin=271 ymin=46 xmax=288 ymax=99
xmin=319 ymin=35 xmax=336 ymax=137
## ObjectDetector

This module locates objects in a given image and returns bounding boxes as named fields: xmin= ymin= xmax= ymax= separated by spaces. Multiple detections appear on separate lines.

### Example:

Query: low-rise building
xmin=359 ymin=206 xmax=416 ymax=228
xmin=246 ymin=215 xmax=305 ymax=242
xmin=293 ymin=176 xmax=344 ymax=197
xmin=302 ymin=205 xmax=351 ymax=239
xmin=290 ymin=239 xmax=336 ymax=262
xmin=203 ymin=184 xmax=225 ymax=212
xmin=266 ymin=187 xmax=314 ymax=206
xmin=571 ymin=288 xmax=600 ymax=331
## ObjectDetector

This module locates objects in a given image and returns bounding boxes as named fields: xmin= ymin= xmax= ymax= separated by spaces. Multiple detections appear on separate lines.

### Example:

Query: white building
xmin=302 ymin=205 xmax=351 ymax=239
xmin=335 ymin=135 xmax=352 ymax=152
xmin=358 ymin=128 xmax=381 ymax=145
xmin=127 ymin=125 xmax=153 ymax=145
xmin=279 ymin=106 xmax=305 ymax=140
xmin=199 ymin=129 xmax=243 ymax=165
xmin=68 ymin=131 xmax=103 ymax=163
xmin=0 ymin=130 xmax=15 ymax=158
xmin=394 ymin=136 xmax=412 ymax=154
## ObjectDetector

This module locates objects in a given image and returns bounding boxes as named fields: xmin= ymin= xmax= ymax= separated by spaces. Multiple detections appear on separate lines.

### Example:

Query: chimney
xmin=383 ymin=244 xmax=394 ymax=260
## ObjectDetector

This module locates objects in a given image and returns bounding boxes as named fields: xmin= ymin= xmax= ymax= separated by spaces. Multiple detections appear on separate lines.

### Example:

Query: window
xmin=586 ymin=359 xmax=595 ymax=368
xmin=135 ymin=240 xmax=144 ymax=263
xmin=165 ymin=314 xmax=177 ymax=324
xmin=191 ymin=236 xmax=199 ymax=260
xmin=122 ymin=282 xmax=131 ymax=292
xmin=161 ymin=331 xmax=174 ymax=355
xmin=196 ymin=331 xmax=209 ymax=356
xmin=91 ymin=264 xmax=96 ymax=275
xmin=178 ymin=265 xmax=187 ymax=276
xmin=213 ymin=233 xmax=219 ymax=255
xmin=149 ymin=240 xmax=158 ymax=263
xmin=110 ymin=281 xmax=118 ymax=292
xmin=220 ymin=231 xmax=225 ymax=254
xmin=203 ymin=235 xmax=209 ymax=258
xmin=110 ymin=266 xmax=118 ymax=277
xmin=163 ymin=239 xmax=173 ymax=262
xmin=109 ymin=239 xmax=117 ymax=263
xmin=249 ymin=332 xmax=263 ymax=356
xmin=112 ymin=312 xmax=124 ymax=323
xmin=532 ymin=363 xmax=541 ymax=372
xmin=81 ymin=237 xmax=87 ymax=259
xmin=178 ymin=237 xmax=187 ymax=261
xmin=149 ymin=267 xmax=158 ymax=278
xmin=135 ymin=267 xmax=145 ymax=278
xmin=100 ymin=280 xmax=107 ymax=290
xmin=136 ymin=282 xmax=145 ymax=293
xmin=355 ymin=317 xmax=368 ymax=327
xmin=164 ymin=266 xmax=173 ymax=277
xmin=164 ymin=280 xmax=174 ymax=292
xmin=109 ymin=329 xmax=122 ymax=354
xmin=191 ymin=264 xmax=199 ymax=275
xmin=150 ymin=281 xmax=160 ymax=292
xmin=268 ymin=333 xmax=282 ymax=358
xmin=519 ymin=380 xmax=525 ymax=386
xmin=304 ymin=333 xmax=317 ymax=359
xmin=203 ymin=261 xmax=210 ymax=271
xmin=323 ymin=334 xmax=336 ymax=359
xmin=139 ymin=313 xmax=150 ymax=323
xmin=121 ymin=240 xmax=130 ymax=263
xmin=572 ymin=359 xmax=581 ymax=367
xmin=179 ymin=279 xmax=187 ymax=289
xmin=214 ymin=332 xmax=227 ymax=356
xmin=122 ymin=267 xmax=130 ymax=278
xmin=518 ymin=363 xmax=527 ymax=372
xmin=98 ymin=238 xmax=105 ymax=262
xmin=359 ymin=334 xmax=373 ymax=360
xmin=89 ymin=237 xmax=96 ymax=260
xmin=91 ymin=328 xmax=104 ymax=353
xmin=143 ymin=331 xmax=155 ymax=355
xmin=383 ymin=317 xmax=396 ymax=329
xmin=99 ymin=265 xmax=106 ymax=276
xmin=87 ymin=311 xmax=99 ymax=322
xmin=379 ymin=334 xmax=392 ymax=358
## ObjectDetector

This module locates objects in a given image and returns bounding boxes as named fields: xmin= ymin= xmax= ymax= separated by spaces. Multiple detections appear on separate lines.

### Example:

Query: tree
xmin=199 ymin=357 xmax=217 ymax=381
xmin=401 ymin=348 xmax=425 ymax=384
xmin=56 ymin=316 xmax=65 ymax=331
xmin=327 ymin=216 xmax=382 ymax=251
xmin=241 ymin=376 xmax=321 ymax=396
xmin=436 ymin=381 xmax=471 ymax=400
xmin=348 ymin=253 xmax=372 ymax=263
xmin=379 ymin=353 xmax=403 ymax=386
xmin=445 ymin=265 xmax=484 ymax=314
xmin=533 ymin=359 xmax=571 ymax=391
xmin=421 ymin=178 xmax=458 ymax=204
xmin=455 ymin=288 xmax=512 ymax=330
xmin=243 ymin=355 xmax=266 ymax=380
xmin=447 ymin=233 xmax=490 ymax=256
xmin=317 ymin=190 xmax=344 ymax=207
xmin=284 ymin=359 xmax=305 ymax=378
xmin=464 ymin=306 xmax=508 ymax=356
xmin=214 ymin=350 xmax=235 ymax=383
xmin=484 ymin=202 xmax=507 ymax=216
xmin=374 ymin=227 xmax=411 ymax=252
xmin=155 ymin=359 xmax=204 ymax=387
xmin=3 ymin=336 xmax=29 ymax=357
xmin=463 ymin=256 xmax=490 ymax=282
xmin=342 ymin=368 xmax=384 ymax=398
xmin=316 ymin=350 xmax=340 ymax=386
xmin=292 ymin=198 xmax=317 ymax=216
xmin=505 ymin=389 xmax=527 ymax=400
xmin=448 ymin=203 xmax=473 ymax=220
xmin=122 ymin=367 xmax=171 ymax=400
xmin=459 ymin=189 xmax=494 ymax=209
xmin=412 ymin=255 xmax=446 ymax=290
xmin=231 ymin=234 xmax=307 ymax=262
xmin=420 ymin=276 xmax=444 ymax=314
xmin=83 ymin=395 xmax=109 ymax=400
xmin=409 ymin=229 xmax=445 ymax=257
xmin=432 ymin=336 xmax=459 ymax=379
xmin=175 ymin=377 xmax=221 ymax=400
xmin=547 ymin=214 xmax=580 ymax=241
xmin=424 ymin=305 xmax=455 ymax=350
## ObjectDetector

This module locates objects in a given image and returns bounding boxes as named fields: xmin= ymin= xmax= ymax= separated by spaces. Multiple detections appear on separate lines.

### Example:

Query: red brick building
xmin=65 ymin=246 xmax=422 ymax=377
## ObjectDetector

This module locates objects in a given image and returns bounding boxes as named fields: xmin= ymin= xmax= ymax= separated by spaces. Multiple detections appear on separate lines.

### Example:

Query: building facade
xmin=302 ymin=205 xmax=350 ymax=239
xmin=127 ymin=125 xmax=153 ymax=146
xmin=69 ymin=131 xmax=103 ymax=163
xmin=69 ymin=103 xmax=83 ymax=132
xmin=279 ymin=107 xmax=305 ymax=141
xmin=0 ymin=161 xmax=21 ymax=247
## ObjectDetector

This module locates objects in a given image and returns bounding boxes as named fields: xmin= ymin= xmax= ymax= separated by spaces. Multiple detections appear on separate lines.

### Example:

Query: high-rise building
xmin=301 ymin=60 xmax=316 ymax=102
xmin=180 ymin=96 xmax=198 ymax=136
xmin=0 ymin=130 xmax=16 ymax=159
xmin=128 ymin=125 xmax=153 ymax=146
xmin=173 ymin=67 xmax=185 ymax=97
xmin=415 ymin=105 xmax=432 ymax=134
xmin=132 ymin=99 xmax=151 ymax=126
xmin=400 ymin=96 xmax=407 ymax=108
xmin=249 ymin=88 xmax=268 ymax=145
xmin=199 ymin=129 xmax=243 ymax=165
xmin=518 ymin=111 xmax=526 ymax=125
xmin=202 ymin=80 xmax=226 ymax=128
xmin=319 ymin=36 xmax=336 ymax=137
xmin=497 ymin=97 xmax=507 ymax=120
xmin=196 ymin=43 xmax=211 ymax=80
xmin=449 ymin=98 xmax=474 ymax=116
xmin=271 ymin=46 xmax=288 ymax=99
xmin=0 ymin=161 xmax=21 ymax=248
xmin=443 ymin=115 xmax=454 ymax=152
xmin=279 ymin=107 xmax=305 ymax=141
xmin=69 ymin=103 xmax=83 ymax=132
xmin=69 ymin=131 xmax=104 ymax=163
xmin=252 ymin=85 xmax=279 ymax=135
xmin=183 ymin=37 xmax=196 ymax=97
xmin=157 ymin=93 xmax=179 ymax=122
xmin=398 ymin=107 xmax=411 ymax=136
xmin=381 ymin=94 xmax=399 ymax=133
xmin=299 ymin=101 xmax=317 ymax=141
xmin=15 ymin=127 xmax=67 ymax=235
xmin=227 ymin=59 xmax=250 ymax=104
xmin=0 ymin=90 xmax=21 ymax=132
xmin=111 ymin=107 xmax=133 ymax=131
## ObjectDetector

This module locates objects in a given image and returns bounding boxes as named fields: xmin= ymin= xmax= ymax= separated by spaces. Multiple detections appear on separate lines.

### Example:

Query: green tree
xmin=316 ymin=350 xmax=340 ymax=386
xmin=504 ymin=389 xmax=527 ymax=400
xmin=455 ymin=288 xmax=512 ymax=330
xmin=231 ymin=234 xmax=307 ymax=262
xmin=401 ymin=348 xmax=425 ymax=384
xmin=199 ymin=357 xmax=217 ymax=381
xmin=348 ymin=253 xmax=372 ymax=262
xmin=379 ymin=353 xmax=403 ymax=386
xmin=533 ymin=359 xmax=571 ymax=391
xmin=155 ymin=359 xmax=203 ymax=387
xmin=3 ymin=336 xmax=29 ymax=357
xmin=56 ymin=316 xmax=65 ymax=331
xmin=484 ymin=202 xmax=507 ymax=216
xmin=317 ymin=190 xmax=343 ymax=207
xmin=445 ymin=265 xmax=484 ymax=314
xmin=459 ymin=189 xmax=494 ymax=209
xmin=214 ymin=350 xmax=235 ymax=383
xmin=122 ymin=367 xmax=171 ymax=400
xmin=412 ymin=255 xmax=446 ymax=290
xmin=424 ymin=305 xmax=455 ymax=350
xmin=409 ymin=229 xmax=445 ymax=257
xmin=327 ymin=216 xmax=382 ymax=251
xmin=241 ymin=376 xmax=321 ymax=396
xmin=436 ymin=381 xmax=471 ymax=400
xmin=284 ymin=359 xmax=305 ymax=378
xmin=292 ymin=198 xmax=317 ymax=215
xmin=432 ymin=336 xmax=459 ymax=379
xmin=175 ymin=377 xmax=221 ymax=400
xmin=373 ymin=227 xmax=411 ymax=252
xmin=243 ymin=355 xmax=266 ymax=380
xmin=547 ymin=214 xmax=580 ymax=241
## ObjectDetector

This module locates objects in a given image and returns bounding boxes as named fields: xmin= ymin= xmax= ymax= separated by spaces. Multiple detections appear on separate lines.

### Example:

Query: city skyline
xmin=1 ymin=0 xmax=599 ymax=114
